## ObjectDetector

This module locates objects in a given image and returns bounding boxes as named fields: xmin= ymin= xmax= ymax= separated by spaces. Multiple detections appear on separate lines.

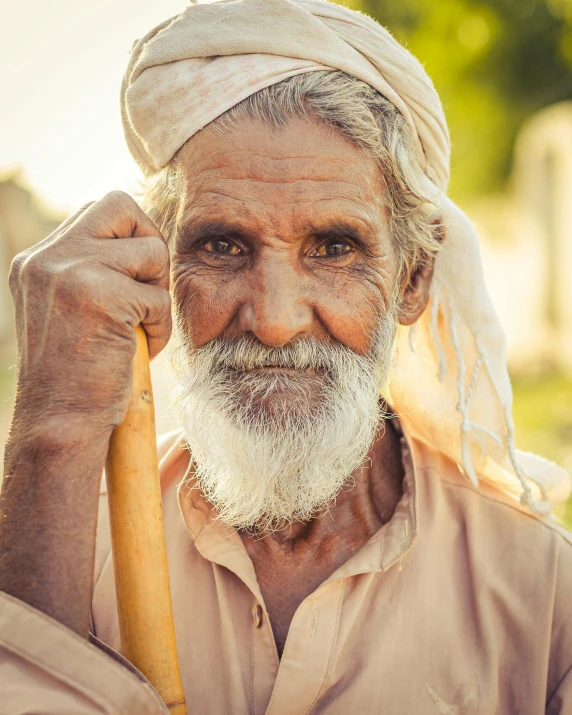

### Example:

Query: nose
xmin=238 ymin=253 xmax=313 ymax=347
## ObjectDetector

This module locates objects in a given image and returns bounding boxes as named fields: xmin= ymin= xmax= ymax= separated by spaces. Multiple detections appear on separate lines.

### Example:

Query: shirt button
xmin=252 ymin=603 xmax=263 ymax=628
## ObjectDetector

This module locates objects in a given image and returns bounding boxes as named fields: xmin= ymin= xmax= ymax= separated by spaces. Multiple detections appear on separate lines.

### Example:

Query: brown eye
xmin=314 ymin=239 xmax=352 ymax=257
xmin=203 ymin=239 xmax=241 ymax=256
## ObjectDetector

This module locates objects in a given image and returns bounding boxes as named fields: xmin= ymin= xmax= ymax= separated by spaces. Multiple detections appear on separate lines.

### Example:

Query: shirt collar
xmin=170 ymin=417 xmax=420 ymax=590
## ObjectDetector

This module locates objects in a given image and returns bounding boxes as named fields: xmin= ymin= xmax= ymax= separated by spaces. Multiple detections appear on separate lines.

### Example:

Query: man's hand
xmin=10 ymin=191 xmax=171 ymax=426
xmin=0 ymin=192 xmax=171 ymax=637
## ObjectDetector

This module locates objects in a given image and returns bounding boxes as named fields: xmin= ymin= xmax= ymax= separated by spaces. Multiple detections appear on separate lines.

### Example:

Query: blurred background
xmin=1 ymin=0 xmax=571 ymax=524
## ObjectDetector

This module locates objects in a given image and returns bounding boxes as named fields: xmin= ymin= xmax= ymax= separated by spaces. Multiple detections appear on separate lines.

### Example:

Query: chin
xmin=231 ymin=370 xmax=326 ymax=423
xmin=243 ymin=394 xmax=318 ymax=425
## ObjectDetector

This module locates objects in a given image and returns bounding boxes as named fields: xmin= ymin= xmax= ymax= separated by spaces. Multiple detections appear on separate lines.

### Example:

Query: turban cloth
xmin=121 ymin=0 xmax=569 ymax=514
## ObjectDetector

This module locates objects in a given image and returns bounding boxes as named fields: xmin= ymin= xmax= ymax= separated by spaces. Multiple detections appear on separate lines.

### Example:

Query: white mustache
xmin=204 ymin=335 xmax=376 ymax=376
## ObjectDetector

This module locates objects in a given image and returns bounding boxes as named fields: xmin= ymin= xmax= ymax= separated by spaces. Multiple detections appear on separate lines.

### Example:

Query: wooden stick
xmin=106 ymin=325 xmax=187 ymax=714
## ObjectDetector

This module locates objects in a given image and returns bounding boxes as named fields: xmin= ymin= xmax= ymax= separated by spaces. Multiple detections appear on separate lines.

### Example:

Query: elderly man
xmin=1 ymin=0 xmax=571 ymax=713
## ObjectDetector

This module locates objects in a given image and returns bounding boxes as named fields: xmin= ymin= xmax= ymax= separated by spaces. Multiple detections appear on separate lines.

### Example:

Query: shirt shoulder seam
xmin=439 ymin=476 xmax=572 ymax=547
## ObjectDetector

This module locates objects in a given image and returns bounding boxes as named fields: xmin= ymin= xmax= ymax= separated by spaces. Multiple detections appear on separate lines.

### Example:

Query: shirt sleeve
xmin=0 ymin=590 xmax=167 ymax=715
xmin=546 ymin=665 xmax=572 ymax=715
xmin=547 ymin=527 xmax=572 ymax=715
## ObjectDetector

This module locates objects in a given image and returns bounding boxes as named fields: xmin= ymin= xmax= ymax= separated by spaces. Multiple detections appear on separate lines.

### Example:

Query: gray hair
xmin=142 ymin=70 xmax=442 ymax=283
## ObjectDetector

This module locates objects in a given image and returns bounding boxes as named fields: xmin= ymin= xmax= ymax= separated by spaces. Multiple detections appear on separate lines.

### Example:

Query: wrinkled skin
xmin=0 ymin=117 xmax=435 ymax=652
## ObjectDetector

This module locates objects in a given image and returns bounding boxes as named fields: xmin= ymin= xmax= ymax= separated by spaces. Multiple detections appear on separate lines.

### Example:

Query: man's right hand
xmin=9 ymin=190 xmax=171 ymax=429
xmin=0 ymin=191 xmax=171 ymax=637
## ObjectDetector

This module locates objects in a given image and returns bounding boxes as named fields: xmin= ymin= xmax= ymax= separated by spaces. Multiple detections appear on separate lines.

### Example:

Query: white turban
xmin=121 ymin=0 xmax=570 ymax=514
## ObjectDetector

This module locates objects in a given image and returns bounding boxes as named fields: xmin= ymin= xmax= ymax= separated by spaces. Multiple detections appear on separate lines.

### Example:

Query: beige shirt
xmin=1 ymin=427 xmax=572 ymax=715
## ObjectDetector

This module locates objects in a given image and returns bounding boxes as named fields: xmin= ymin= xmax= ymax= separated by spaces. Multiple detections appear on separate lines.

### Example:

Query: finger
xmin=80 ymin=191 xmax=163 ymax=242
xmin=34 ymin=202 xmax=96 ymax=251
xmin=97 ymin=236 xmax=170 ymax=290
xmin=59 ymin=202 xmax=96 ymax=233
xmin=130 ymin=282 xmax=172 ymax=360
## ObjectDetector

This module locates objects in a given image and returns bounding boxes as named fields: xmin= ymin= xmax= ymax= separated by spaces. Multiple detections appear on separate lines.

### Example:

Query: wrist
xmin=12 ymin=366 xmax=130 ymax=432
xmin=5 ymin=409 xmax=113 ymax=478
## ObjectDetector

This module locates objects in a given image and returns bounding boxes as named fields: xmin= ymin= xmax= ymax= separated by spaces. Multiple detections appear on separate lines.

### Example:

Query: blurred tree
xmin=343 ymin=0 xmax=572 ymax=200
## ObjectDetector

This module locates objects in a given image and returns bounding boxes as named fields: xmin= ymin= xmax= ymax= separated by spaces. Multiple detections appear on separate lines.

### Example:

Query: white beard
xmin=168 ymin=308 xmax=398 ymax=532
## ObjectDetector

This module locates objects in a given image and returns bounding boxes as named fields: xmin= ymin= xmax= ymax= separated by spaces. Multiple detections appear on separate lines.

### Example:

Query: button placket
xmin=265 ymin=580 xmax=345 ymax=715
xmin=251 ymin=600 xmax=280 ymax=715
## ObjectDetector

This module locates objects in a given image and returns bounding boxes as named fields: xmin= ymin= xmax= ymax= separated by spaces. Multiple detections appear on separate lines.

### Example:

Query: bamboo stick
xmin=106 ymin=325 xmax=187 ymax=714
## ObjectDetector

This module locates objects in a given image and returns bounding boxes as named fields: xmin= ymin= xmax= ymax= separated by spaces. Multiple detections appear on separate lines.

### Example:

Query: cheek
xmin=171 ymin=261 xmax=242 ymax=347
xmin=310 ymin=267 xmax=394 ymax=356
xmin=171 ymin=257 xmax=396 ymax=353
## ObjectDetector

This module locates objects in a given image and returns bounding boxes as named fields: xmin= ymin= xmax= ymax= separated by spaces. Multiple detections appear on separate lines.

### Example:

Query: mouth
xmin=240 ymin=365 xmax=323 ymax=375
xmin=231 ymin=366 xmax=324 ymax=377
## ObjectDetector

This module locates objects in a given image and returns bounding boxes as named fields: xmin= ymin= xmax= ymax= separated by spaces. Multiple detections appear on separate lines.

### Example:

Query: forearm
xmin=0 ymin=190 xmax=170 ymax=640
xmin=0 ymin=407 xmax=112 ymax=637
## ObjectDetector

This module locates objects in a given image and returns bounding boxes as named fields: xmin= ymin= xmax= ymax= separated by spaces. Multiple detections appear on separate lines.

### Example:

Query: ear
xmin=396 ymin=220 xmax=443 ymax=326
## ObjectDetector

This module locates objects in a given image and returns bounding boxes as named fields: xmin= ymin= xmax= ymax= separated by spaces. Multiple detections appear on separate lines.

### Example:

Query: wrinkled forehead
xmin=175 ymin=115 xmax=388 ymax=235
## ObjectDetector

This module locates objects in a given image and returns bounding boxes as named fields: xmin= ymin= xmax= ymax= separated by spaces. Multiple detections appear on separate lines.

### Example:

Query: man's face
xmin=167 ymin=116 xmax=410 ymax=531
xmin=171 ymin=116 xmax=399 ymax=357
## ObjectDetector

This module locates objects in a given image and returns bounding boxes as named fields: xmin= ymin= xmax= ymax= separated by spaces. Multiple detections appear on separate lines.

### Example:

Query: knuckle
xmin=91 ymin=191 xmax=134 ymax=225
xmin=102 ymin=189 xmax=134 ymax=209
xmin=78 ymin=201 xmax=96 ymax=213
xmin=99 ymin=191 xmax=140 ymax=223
xmin=18 ymin=252 xmax=49 ymax=287
xmin=150 ymin=234 xmax=170 ymax=265
xmin=8 ymin=251 xmax=28 ymax=289
xmin=146 ymin=287 xmax=172 ymax=325
xmin=161 ymin=288 xmax=172 ymax=310
xmin=155 ymin=287 xmax=172 ymax=315
xmin=9 ymin=247 xmax=75 ymax=303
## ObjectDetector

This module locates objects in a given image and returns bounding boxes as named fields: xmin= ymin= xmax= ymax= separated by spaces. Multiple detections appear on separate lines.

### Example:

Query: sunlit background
xmin=1 ymin=0 xmax=572 ymax=525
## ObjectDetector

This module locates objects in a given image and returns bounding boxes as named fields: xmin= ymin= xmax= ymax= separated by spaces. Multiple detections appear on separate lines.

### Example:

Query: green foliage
xmin=342 ymin=0 xmax=572 ymax=200
xmin=511 ymin=372 xmax=572 ymax=530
